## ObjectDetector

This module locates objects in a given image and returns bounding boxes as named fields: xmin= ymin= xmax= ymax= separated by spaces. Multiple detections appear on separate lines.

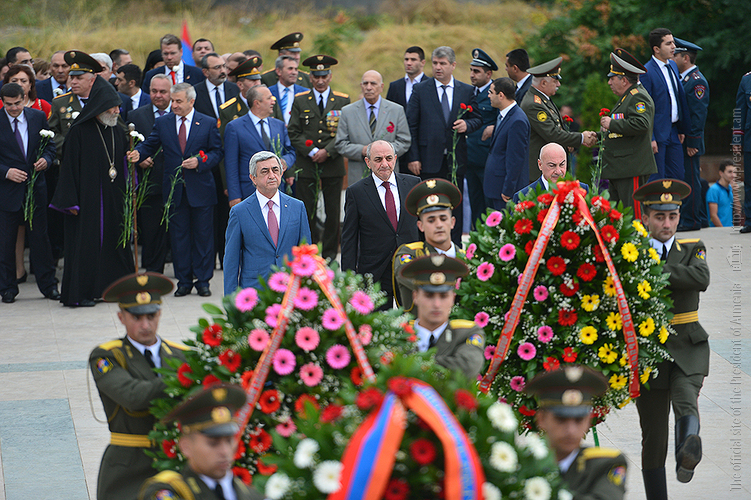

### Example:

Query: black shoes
xmin=675 ymin=415 xmax=702 ymax=483
xmin=174 ymin=286 xmax=192 ymax=297
xmin=16 ymin=271 xmax=27 ymax=284
xmin=44 ymin=288 xmax=61 ymax=300
xmin=196 ymin=286 xmax=211 ymax=297
xmin=740 ymin=226 xmax=751 ymax=234
xmin=2 ymin=291 xmax=17 ymax=303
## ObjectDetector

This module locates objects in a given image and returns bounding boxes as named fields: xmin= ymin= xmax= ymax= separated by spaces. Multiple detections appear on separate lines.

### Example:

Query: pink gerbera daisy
xmin=477 ymin=262 xmax=495 ymax=281
xmin=517 ymin=342 xmax=536 ymax=361
xmin=537 ymin=325 xmax=554 ymax=343
xmin=272 ymin=348 xmax=296 ymax=375
xmin=474 ymin=311 xmax=490 ymax=328
xmin=291 ymin=255 xmax=316 ymax=276
xmin=299 ymin=362 xmax=324 ymax=387
xmin=510 ymin=376 xmax=526 ymax=392
xmin=358 ymin=324 xmax=373 ymax=345
xmin=295 ymin=327 xmax=320 ymax=351
xmin=326 ymin=344 xmax=351 ymax=369
xmin=498 ymin=243 xmax=516 ymax=262
xmin=265 ymin=303 xmax=282 ymax=328
xmin=484 ymin=345 xmax=496 ymax=360
xmin=466 ymin=243 xmax=477 ymax=260
xmin=349 ymin=291 xmax=374 ymax=315
xmin=268 ymin=272 xmax=289 ymax=292
xmin=322 ymin=308 xmax=345 ymax=331
xmin=533 ymin=285 xmax=549 ymax=301
xmin=248 ymin=328 xmax=270 ymax=351
xmin=293 ymin=287 xmax=319 ymax=311
xmin=275 ymin=419 xmax=297 ymax=438
xmin=486 ymin=211 xmax=503 ymax=227
xmin=235 ymin=287 xmax=258 ymax=312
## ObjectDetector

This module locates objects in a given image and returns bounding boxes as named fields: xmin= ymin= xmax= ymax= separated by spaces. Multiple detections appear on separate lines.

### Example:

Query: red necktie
xmin=178 ymin=117 xmax=187 ymax=155
xmin=382 ymin=181 xmax=397 ymax=230
xmin=267 ymin=200 xmax=279 ymax=246
xmin=170 ymin=70 xmax=177 ymax=85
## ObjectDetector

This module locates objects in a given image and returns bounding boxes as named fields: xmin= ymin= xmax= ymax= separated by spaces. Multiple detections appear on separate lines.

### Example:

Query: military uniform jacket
xmin=48 ymin=92 xmax=83 ymax=159
xmin=90 ymin=336 xmax=187 ymax=500
xmin=139 ymin=468 xmax=264 ymax=500
xmin=520 ymin=86 xmax=582 ymax=182
xmin=429 ymin=319 xmax=485 ymax=380
xmin=218 ymin=96 xmax=249 ymax=140
xmin=663 ymin=238 xmax=710 ymax=376
xmin=562 ymin=447 xmax=627 ymax=500
xmin=681 ymin=67 xmax=709 ymax=155
xmin=288 ymin=89 xmax=351 ymax=179
xmin=601 ymin=83 xmax=657 ymax=180
xmin=261 ymin=68 xmax=311 ymax=89
xmin=466 ymin=85 xmax=498 ymax=169
xmin=392 ymin=241 xmax=465 ymax=312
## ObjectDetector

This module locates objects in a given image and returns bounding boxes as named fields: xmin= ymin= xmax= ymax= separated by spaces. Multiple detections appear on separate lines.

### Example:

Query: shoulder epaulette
xmin=630 ymin=88 xmax=639 ymax=95
xmin=163 ymin=339 xmax=189 ymax=350
xmin=299 ymin=70 xmax=310 ymax=76
xmin=98 ymin=340 xmax=123 ymax=350
xmin=140 ymin=470 xmax=195 ymax=500
xmin=406 ymin=242 xmax=425 ymax=250
xmin=332 ymin=90 xmax=349 ymax=98
xmin=677 ymin=238 xmax=700 ymax=244
xmin=220 ymin=97 xmax=237 ymax=110
xmin=52 ymin=92 xmax=73 ymax=101
xmin=295 ymin=90 xmax=311 ymax=97
xmin=581 ymin=447 xmax=622 ymax=459
xmin=261 ymin=68 xmax=275 ymax=75
xmin=450 ymin=319 xmax=476 ymax=329
xmin=534 ymin=94 xmax=542 ymax=104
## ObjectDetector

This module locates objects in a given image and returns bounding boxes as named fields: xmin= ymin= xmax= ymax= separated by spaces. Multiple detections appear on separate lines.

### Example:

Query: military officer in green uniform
xmin=288 ymin=55 xmax=350 ymax=261
xmin=400 ymin=255 xmax=484 ymax=379
xmin=525 ymin=365 xmax=627 ymax=500
xmin=138 ymin=383 xmax=264 ymax=500
xmin=520 ymin=57 xmax=596 ymax=182
xmin=600 ymin=48 xmax=658 ymax=217
xmin=633 ymin=179 xmax=708 ymax=499
xmin=90 ymin=272 xmax=188 ymax=500
xmin=261 ymin=32 xmax=312 ymax=89
xmin=393 ymin=178 xmax=464 ymax=312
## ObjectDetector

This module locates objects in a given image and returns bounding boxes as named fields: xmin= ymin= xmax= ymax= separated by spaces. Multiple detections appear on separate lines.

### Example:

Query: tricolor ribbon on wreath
xmin=479 ymin=181 xmax=641 ymax=399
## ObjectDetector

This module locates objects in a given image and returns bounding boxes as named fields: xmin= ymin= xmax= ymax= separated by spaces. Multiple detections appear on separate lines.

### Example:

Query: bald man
xmin=513 ymin=143 xmax=588 ymax=202
xmin=336 ymin=70 xmax=411 ymax=186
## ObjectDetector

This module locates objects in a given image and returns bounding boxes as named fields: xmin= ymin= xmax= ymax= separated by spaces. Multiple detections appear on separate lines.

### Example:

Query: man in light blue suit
xmin=225 ymin=85 xmax=295 ymax=206
xmin=224 ymin=151 xmax=311 ymax=294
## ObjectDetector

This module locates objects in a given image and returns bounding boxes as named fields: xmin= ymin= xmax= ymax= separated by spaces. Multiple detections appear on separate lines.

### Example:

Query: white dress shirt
xmin=433 ymin=242 xmax=457 ymax=257
xmin=372 ymin=171 xmax=400 ymax=220
xmin=176 ymin=109 xmax=195 ymax=138
xmin=558 ymin=448 xmax=579 ymax=474
xmin=131 ymin=89 xmax=144 ymax=111
xmin=653 ymin=56 xmax=679 ymax=123
xmin=206 ymin=80 xmax=226 ymax=117
xmin=434 ymin=76 xmax=455 ymax=110
xmin=414 ymin=319 xmax=449 ymax=352
xmin=198 ymin=471 xmax=237 ymax=500
xmin=166 ymin=61 xmax=185 ymax=84
xmin=405 ymin=72 xmax=424 ymax=103
xmin=249 ymin=111 xmax=271 ymax=146
xmin=649 ymin=235 xmax=675 ymax=259
xmin=256 ymin=188 xmax=281 ymax=226
xmin=516 ymin=73 xmax=531 ymax=92
xmin=6 ymin=109 xmax=28 ymax=156
xmin=364 ymin=96 xmax=381 ymax=122
xmin=127 ymin=337 xmax=162 ymax=369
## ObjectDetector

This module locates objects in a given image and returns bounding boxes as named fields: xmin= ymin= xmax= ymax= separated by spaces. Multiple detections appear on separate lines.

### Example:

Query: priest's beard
xmin=97 ymin=111 xmax=118 ymax=128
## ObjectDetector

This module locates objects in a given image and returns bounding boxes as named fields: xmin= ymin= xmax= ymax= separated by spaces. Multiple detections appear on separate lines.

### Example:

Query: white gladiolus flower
xmin=524 ymin=477 xmax=552 ymax=500
xmin=487 ymin=402 xmax=517 ymax=432
xmin=312 ymin=460 xmax=343 ymax=493
xmin=294 ymin=438 xmax=320 ymax=468
xmin=515 ymin=432 xmax=549 ymax=459
xmin=489 ymin=441 xmax=518 ymax=472
xmin=264 ymin=473 xmax=291 ymax=500
xmin=482 ymin=482 xmax=502 ymax=500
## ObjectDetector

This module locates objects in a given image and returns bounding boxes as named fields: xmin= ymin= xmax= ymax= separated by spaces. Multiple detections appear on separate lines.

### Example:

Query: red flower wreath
xmin=558 ymin=308 xmax=578 ymax=326
xmin=202 ymin=324 xmax=222 ymax=346
xmin=218 ymin=349 xmax=241 ymax=373
xmin=514 ymin=218 xmax=534 ymax=235
xmin=577 ymin=263 xmax=597 ymax=282
xmin=410 ymin=438 xmax=437 ymax=465
xmin=562 ymin=347 xmax=578 ymax=362
xmin=543 ymin=357 xmax=560 ymax=371
xmin=259 ymin=389 xmax=281 ymax=414
xmin=547 ymin=256 xmax=566 ymax=276
xmin=600 ymin=224 xmax=619 ymax=244
xmin=560 ymin=230 xmax=580 ymax=250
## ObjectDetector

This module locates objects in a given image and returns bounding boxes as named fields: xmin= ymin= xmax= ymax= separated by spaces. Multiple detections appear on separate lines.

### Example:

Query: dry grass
xmin=0 ymin=0 xmax=551 ymax=97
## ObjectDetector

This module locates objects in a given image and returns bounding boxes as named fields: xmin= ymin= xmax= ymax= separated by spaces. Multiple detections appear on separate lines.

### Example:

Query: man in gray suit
xmin=335 ymin=70 xmax=411 ymax=186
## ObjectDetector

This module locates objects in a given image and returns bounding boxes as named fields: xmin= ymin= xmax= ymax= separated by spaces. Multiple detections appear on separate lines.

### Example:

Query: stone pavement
xmin=0 ymin=227 xmax=750 ymax=499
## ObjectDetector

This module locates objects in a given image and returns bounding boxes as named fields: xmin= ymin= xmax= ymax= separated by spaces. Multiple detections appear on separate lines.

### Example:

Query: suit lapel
xmin=360 ymin=100 xmax=374 ymax=138
xmin=246 ymin=194 xmax=275 ymax=247
xmin=363 ymin=176 xmax=393 ymax=230
xmin=25 ymin=109 xmax=40 ymax=161
xmin=185 ymin=115 xmax=201 ymax=153
xmin=243 ymin=115 xmax=263 ymax=147
xmin=0 ymin=111 xmax=25 ymax=162
xmin=277 ymin=192 xmax=291 ymax=245
xmin=395 ymin=175 xmax=411 ymax=230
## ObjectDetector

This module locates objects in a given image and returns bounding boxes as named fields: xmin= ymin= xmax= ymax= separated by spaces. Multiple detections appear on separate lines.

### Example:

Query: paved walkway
xmin=0 ymin=227 xmax=749 ymax=499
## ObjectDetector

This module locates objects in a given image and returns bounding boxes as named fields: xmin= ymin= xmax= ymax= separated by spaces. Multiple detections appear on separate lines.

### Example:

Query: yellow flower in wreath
xmin=637 ymin=280 xmax=652 ymax=300
xmin=606 ymin=311 xmax=622 ymax=331
xmin=640 ymin=366 xmax=653 ymax=384
xmin=632 ymin=220 xmax=648 ymax=237
xmin=639 ymin=317 xmax=655 ymax=337
xmin=609 ymin=373 xmax=627 ymax=390
xmin=579 ymin=326 xmax=598 ymax=345
xmin=603 ymin=275 xmax=616 ymax=296
xmin=648 ymin=247 xmax=660 ymax=262
xmin=618 ymin=397 xmax=632 ymax=408
xmin=598 ymin=343 xmax=618 ymax=364
xmin=581 ymin=294 xmax=600 ymax=312
xmin=619 ymin=354 xmax=628 ymax=367
xmin=658 ymin=326 xmax=669 ymax=344
xmin=621 ymin=242 xmax=638 ymax=262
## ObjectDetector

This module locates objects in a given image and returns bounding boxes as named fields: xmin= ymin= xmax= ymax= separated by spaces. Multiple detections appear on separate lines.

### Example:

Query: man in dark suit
xmin=505 ymin=48 xmax=532 ymax=105
xmin=466 ymin=49 xmax=499 ymax=223
xmin=0 ymin=83 xmax=59 ymax=303
xmin=386 ymin=46 xmax=426 ymax=174
xmin=341 ymin=140 xmax=420 ymax=308
xmin=142 ymin=34 xmax=205 ymax=93
xmin=269 ymin=55 xmax=307 ymax=126
xmin=193 ymin=53 xmax=240 ymax=120
xmin=128 ymin=83 xmax=223 ymax=297
xmin=633 ymin=179 xmax=709 ymax=498
xmin=115 ymin=63 xmax=151 ymax=121
xmin=36 ymin=50 xmax=70 ymax=103
xmin=406 ymin=46 xmax=481 ymax=244
xmin=484 ymin=77 xmax=530 ymax=208
xmin=260 ymin=32 xmax=312 ymax=89
xmin=513 ymin=143 xmax=588 ymax=203
xmin=127 ymin=74 xmax=172 ymax=274
xmin=287 ymin=55 xmax=350 ymax=262
xmin=218 ymin=56 xmax=263 ymax=138
xmin=225 ymin=85 xmax=295 ymax=205
xmin=673 ymin=38 xmax=709 ymax=231
xmin=639 ymin=28 xmax=690 ymax=181
xmin=224 ymin=151 xmax=310 ymax=294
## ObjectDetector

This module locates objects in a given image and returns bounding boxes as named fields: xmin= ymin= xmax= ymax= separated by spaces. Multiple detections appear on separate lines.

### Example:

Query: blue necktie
xmin=214 ymin=86 xmax=223 ymax=117
xmin=259 ymin=119 xmax=271 ymax=149
xmin=441 ymin=85 xmax=450 ymax=124
xmin=665 ymin=63 xmax=680 ymax=118
xmin=280 ymin=87 xmax=289 ymax=113
xmin=13 ymin=118 xmax=25 ymax=160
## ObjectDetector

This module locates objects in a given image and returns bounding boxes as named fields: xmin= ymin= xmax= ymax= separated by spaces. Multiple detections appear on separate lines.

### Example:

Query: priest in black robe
xmin=51 ymin=70 xmax=132 ymax=307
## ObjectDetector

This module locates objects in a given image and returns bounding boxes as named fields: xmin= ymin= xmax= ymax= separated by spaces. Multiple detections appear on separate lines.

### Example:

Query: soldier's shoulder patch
xmin=635 ymin=102 xmax=646 ymax=113
xmin=536 ymin=111 xmax=548 ymax=122
xmin=533 ymin=94 xmax=542 ymax=104
xmin=450 ymin=319 xmax=476 ymax=329
xmin=96 ymin=358 xmax=113 ymax=374
xmin=332 ymin=90 xmax=349 ymax=98
xmin=581 ymin=447 xmax=622 ymax=459
xmin=399 ymin=254 xmax=413 ymax=264
xmin=695 ymin=249 xmax=706 ymax=260
xmin=607 ymin=465 xmax=627 ymax=486
xmin=630 ymin=88 xmax=639 ymax=95
xmin=154 ymin=490 xmax=177 ymax=500
xmin=465 ymin=333 xmax=483 ymax=346
xmin=406 ymin=241 xmax=425 ymax=250
xmin=295 ymin=90 xmax=311 ymax=97
xmin=163 ymin=340 xmax=189 ymax=351
xmin=692 ymin=71 xmax=701 ymax=80
xmin=220 ymin=97 xmax=236 ymax=110
xmin=98 ymin=339 xmax=123 ymax=351
xmin=694 ymin=85 xmax=706 ymax=100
